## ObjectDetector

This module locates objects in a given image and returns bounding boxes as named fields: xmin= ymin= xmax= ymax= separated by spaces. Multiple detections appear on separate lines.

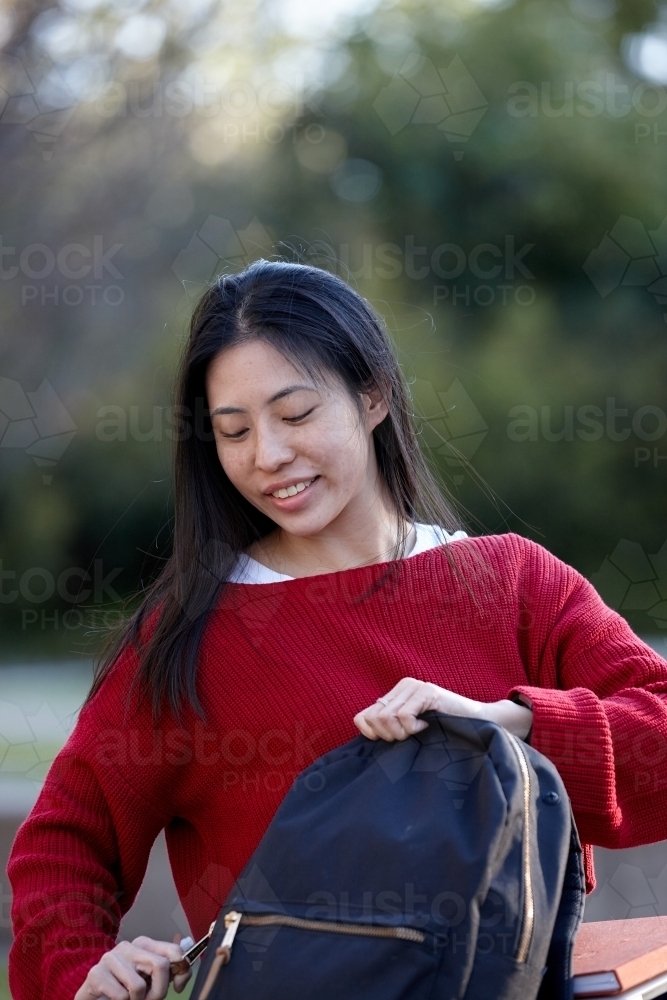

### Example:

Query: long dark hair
xmin=89 ymin=260 xmax=468 ymax=719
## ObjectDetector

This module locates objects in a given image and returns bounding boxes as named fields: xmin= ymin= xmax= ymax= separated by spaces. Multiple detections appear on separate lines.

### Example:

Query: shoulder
xmin=426 ymin=534 xmax=618 ymax=652
xmin=427 ymin=530 xmax=562 ymax=569
xmin=82 ymin=641 xmax=142 ymax=719
xmin=449 ymin=531 xmax=579 ymax=574
xmin=71 ymin=635 xmax=182 ymax=760
xmin=426 ymin=532 xmax=585 ymax=608
xmin=50 ymin=640 xmax=193 ymax=815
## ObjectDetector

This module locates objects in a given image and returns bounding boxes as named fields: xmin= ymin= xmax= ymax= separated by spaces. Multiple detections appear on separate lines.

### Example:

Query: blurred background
xmin=1 ymin=0 xmax=667 ymax=994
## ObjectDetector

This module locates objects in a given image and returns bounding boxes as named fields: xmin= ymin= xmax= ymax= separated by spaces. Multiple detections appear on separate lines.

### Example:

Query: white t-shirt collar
xmin=228 ymin=523 xmax=468 ymax=585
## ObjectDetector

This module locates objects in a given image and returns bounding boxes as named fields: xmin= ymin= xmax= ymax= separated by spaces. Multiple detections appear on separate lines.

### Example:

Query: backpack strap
xmin=537 ymin=818 xmax=586 ymax=1000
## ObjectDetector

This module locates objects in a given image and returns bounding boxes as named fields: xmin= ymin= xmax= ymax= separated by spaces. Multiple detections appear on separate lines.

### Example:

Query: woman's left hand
xmin=353 ymin=677 xmax=533 ymax=742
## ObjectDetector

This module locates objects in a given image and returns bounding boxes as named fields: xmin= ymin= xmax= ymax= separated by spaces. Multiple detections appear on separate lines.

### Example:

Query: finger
xmin=359 ymin=706 xmax=408 ymax=742
xmin=373 ymin=703 xmax=412 ymax=741
xmin=395 ymin=690 xmax=440 ymax=733
xmin=355 ymin=679 xmax=429 ymax=742
xmin=395 ymin=709 xmax=430 ymax=734
xmin=353 ymin=710 xmax=380 ymax=739
xmin=361 ymin=695 xmax=414 ymax=741
xmin=173 ymin=968 xmax=193 ymax=993
xmin=377 ymin=677 xmax=420 ymax=703
xmin=131 ymin=936 xmax=186 ymax=963
xmin=380 ymin=682 xmax=429 ymax=736
xmin=355 ymin=705 xmax=400 ymax=741
xmin=85 ymin=965 xmax=131 ymax=1000
xmin=127 ymin=937 xmax=181 ymax=997
xmin=368 ymin=680 xmax=443 ymax=741
xmin=110 ymin=944 xmax=171 ymax=1000
xmin=356 ymin=690 xmax=415 ymax=741
xmin=102 ymin=953 xmax=149 ymax=1000
xmin=143 ymin=963 xmax=170 ymax=1000
xmin=135 ymin=956 xmax=171 ymax=999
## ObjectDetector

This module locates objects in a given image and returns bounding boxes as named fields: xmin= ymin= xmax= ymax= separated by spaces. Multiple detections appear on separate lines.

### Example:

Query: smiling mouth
xmin=269 ymin=476 xmax=318 ymax=499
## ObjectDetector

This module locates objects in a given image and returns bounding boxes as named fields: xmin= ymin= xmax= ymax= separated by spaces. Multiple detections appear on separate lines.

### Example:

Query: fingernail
xmin=180 ymin=936 xmax=194 ymax=951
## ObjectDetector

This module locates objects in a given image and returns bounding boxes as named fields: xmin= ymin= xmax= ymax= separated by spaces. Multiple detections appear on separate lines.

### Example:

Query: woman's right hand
xmin=73 ymin=936 xmax=191 ymax=999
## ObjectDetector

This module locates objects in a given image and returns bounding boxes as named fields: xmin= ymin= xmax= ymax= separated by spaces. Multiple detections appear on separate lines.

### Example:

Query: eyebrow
xmin=210 ymin=384 xmax=318 ymax=417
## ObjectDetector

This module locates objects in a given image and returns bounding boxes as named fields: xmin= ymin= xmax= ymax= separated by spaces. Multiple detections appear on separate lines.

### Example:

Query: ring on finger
xmin=376 ymin=696 xmax=390 ymax=706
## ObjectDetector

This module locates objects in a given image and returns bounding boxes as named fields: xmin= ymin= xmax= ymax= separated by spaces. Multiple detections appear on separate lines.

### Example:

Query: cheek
xmin=214 ymin=442 xmax=246 ymax=490
xmin=314 ymin=414 xmax=367 ymax=478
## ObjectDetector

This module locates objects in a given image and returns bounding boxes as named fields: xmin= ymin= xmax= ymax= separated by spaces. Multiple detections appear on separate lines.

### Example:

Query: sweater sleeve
xmin=7 ymin=652 xmax=173 ymax=1000
xmin=507 ymin=537 xmax=667 ymax=852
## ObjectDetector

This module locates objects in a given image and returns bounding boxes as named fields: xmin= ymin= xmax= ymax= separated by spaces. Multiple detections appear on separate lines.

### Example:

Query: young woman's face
xmin=206 ymin=339 xmax=388 ymax=536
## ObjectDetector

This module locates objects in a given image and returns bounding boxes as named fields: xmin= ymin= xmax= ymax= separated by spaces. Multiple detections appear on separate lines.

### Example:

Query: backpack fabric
xmin=189 ymin=712 xmax=585 ymax=1000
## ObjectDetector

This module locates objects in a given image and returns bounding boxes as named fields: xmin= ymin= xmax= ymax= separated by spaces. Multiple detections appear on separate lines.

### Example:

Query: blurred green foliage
xmin=1 ymin=0 xmax=666 ymax=654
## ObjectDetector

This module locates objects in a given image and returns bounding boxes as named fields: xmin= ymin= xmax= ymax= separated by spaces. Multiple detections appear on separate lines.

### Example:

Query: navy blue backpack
xmin=186 ymin=712 xmax=585 ymax=1000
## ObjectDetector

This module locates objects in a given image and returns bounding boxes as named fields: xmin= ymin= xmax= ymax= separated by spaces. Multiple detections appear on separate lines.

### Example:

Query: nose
xmin=253 ymin=420 xmax=295 ymax=472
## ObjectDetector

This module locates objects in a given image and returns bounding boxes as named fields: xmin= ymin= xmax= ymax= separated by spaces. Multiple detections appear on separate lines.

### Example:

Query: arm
xmin=353 ymin=535 xmax=667 ymax=852
xmin=8 ymin=746 xmax=167 ymax=1000
xmin=508 ymin=548 xmax=667 ymax=850
xmin=7 ymin=653 xmax=189 ymax=1000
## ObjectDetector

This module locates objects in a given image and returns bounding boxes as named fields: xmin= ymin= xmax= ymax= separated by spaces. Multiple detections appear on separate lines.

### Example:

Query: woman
xmin=8 ymin=261 xmax=667 ymax=1000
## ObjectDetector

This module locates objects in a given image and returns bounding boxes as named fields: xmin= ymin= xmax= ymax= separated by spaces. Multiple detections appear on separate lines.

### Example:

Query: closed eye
xmin=219 ymin=428 xmax=248 ymax=438
xmin=217 ymin=406 xmax=316 ymax=438
xmin=284 ymin=407 xmax=316 ymax=423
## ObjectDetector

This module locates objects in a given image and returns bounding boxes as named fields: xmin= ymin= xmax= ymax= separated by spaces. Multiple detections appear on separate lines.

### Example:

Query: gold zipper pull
xmin=218 ymin=910 xmax=243 ymax=964
xmin=198 ymin=912 xmax=244 ymax=1000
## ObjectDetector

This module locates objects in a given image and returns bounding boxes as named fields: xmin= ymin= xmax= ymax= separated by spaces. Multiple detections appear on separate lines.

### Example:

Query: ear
xmin=361 ymin=384 xmax=389 ymax=432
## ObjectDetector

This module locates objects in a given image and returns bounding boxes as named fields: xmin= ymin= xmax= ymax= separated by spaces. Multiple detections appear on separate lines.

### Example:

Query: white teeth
xmin=271 ymin=478 xmax=314 ymax=498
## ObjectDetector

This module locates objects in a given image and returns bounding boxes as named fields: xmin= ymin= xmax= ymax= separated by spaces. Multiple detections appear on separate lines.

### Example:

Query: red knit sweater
xmin=8 ymin=533 xmax=667 ymax=1000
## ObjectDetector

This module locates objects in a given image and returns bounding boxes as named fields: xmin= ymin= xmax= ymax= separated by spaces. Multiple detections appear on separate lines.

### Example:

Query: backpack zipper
xmin=223 ymin=910 xmax=426 ymax=949
xmin=506 ymin=733 xmax=534 ymax=963
xmin=197 ymin=910 xmax=426 ymax=999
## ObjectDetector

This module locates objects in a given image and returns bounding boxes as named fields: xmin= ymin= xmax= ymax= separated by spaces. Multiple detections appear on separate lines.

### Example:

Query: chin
xmin=279 ymin=518 xmax=329 ymax=537
xmin=277 ymin=507 xmax=338 ymax=536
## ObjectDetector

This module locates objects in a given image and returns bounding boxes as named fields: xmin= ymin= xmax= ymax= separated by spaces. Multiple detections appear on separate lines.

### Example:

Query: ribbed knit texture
xmin=8 ymin=533 xmax=667 ymax=1000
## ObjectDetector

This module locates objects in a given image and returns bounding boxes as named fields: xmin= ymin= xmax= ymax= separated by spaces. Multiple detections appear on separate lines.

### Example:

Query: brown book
xmin=573 ymin=916 xmax=667 ymax=997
